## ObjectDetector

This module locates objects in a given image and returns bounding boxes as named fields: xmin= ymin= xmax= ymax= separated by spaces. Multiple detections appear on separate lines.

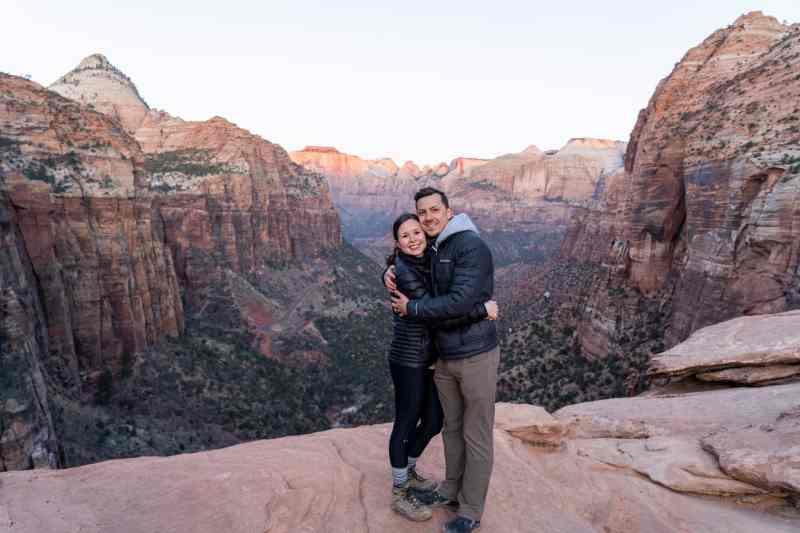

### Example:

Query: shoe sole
xmin=442 ymin=523 xmax=480 ymax=532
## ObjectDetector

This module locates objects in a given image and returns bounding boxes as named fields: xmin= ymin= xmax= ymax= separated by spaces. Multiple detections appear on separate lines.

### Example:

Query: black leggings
xmin=389 ymin=363 xmax=444 ymax=469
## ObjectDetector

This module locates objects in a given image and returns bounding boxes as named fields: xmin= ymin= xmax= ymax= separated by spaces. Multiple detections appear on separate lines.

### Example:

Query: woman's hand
xmin=485 ymin=300 xmax=498 ymax=320
xmin=391 ymin=290 xmax=410 ymax=316
xmin=383 ymin=266 xmax=397 ymax=292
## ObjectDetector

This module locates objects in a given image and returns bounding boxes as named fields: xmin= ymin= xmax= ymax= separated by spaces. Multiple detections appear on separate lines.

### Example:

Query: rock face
xmin=137 ymin=115 xmax=341 ymax=293
xmin=0 ymin=73 xmax=184 ymax=383
xmin=0 ymin=192 xmax=59 ymax=471
xmin=0 ymin=73 xmax=184 ymax=469
xmin=621 ymin=12 xmax=800 ymax=343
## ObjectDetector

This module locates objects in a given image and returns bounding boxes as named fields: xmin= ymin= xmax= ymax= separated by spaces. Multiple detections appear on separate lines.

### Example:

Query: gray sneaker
xmin=391 ymin=484 xmax=432 ymax=522
xmin=407 ymin=466 xmax=438 ymax=492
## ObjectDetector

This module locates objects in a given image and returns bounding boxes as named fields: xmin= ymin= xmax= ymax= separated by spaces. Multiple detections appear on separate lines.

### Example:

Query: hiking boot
xmin=407 ymin=466 xmax=437 ymax=492
xmin=391 ymin=484 xmax=432 ymax=522
xmin=414 ymin=486 xmax=459 ymax=510
xmin=443 ymin=516 xmax=481 ymax=532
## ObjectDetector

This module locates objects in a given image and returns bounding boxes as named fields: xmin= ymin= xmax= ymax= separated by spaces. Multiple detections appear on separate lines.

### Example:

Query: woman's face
xmin=396 ymin=219 xmax=427 ymax=257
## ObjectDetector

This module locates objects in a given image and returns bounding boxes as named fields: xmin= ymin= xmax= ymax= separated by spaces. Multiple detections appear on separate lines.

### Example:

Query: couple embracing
xmin=384 ymin=187 xmax=499 ymax=533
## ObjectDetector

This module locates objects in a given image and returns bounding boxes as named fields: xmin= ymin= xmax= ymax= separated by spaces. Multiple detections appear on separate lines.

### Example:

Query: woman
xmin=386 ymin=213 xmax=497 ymax=522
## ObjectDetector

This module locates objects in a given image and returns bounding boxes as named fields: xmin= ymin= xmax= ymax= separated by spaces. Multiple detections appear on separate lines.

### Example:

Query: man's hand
xmin=384 ymin=266 xmax=397 ymax=292
xmin=391 ymin=291 xmax=409 ymax=316
xmin=484 ymin=300 xmax=498 ymax=321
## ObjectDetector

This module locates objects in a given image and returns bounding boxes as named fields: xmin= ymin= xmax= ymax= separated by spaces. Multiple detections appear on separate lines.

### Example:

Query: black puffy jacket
xmin=388 ymin=252 xmax=488 ymax=368
xmin=406 ymin=214 xmax=497 ymax=360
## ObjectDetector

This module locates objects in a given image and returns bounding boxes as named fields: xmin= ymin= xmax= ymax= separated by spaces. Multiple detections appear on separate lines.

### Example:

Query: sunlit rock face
xmin=0 ymin=73 xmax=184 ymax=379
xmin=48 ymin=53 xmax=342 ymax=319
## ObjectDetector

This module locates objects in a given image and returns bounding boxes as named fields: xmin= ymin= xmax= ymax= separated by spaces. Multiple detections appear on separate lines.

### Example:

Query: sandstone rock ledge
xmin=2 ymin=394 xmax=799 ymax=533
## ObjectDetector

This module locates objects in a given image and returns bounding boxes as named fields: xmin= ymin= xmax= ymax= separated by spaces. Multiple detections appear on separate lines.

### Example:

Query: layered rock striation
xmin=0 ymin=74 xmax=184 ymax=383
xmin=621 ymin=12 xmax=800 ymax=342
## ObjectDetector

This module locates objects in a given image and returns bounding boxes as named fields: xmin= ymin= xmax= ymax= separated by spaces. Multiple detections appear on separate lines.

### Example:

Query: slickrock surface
xmin=2 ymin=395 xmax=798 ymax=533
xmin=702 ymin=407 xmax=800 ymax=496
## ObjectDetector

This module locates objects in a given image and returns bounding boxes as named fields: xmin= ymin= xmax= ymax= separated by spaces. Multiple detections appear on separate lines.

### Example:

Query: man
xmin=386 ymin=187 xmax=498 ymax=533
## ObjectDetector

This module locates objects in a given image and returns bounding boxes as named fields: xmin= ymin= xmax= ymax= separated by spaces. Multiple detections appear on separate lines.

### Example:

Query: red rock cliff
xmin=556 ymin=12 xmax=800 ymax=358
xmin=0 ymin=74 xmax=184 ymax=380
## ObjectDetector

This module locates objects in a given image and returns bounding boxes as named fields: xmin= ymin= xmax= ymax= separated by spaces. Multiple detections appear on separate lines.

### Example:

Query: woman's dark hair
xmin=386 ymin=213 xmax=420 ymax=266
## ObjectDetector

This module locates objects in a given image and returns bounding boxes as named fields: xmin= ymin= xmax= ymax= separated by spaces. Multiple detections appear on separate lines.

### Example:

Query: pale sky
xmin=3 ymin=1 xmax=800 ymax=165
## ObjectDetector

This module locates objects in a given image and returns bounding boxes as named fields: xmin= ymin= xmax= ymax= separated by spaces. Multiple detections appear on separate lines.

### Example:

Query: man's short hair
xmin=414 ymin=187 xmax=449 ymax=208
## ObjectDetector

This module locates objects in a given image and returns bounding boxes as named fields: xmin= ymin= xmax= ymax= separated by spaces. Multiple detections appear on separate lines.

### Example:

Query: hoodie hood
xmin=434 ymin=213 xmax=479 ymax=250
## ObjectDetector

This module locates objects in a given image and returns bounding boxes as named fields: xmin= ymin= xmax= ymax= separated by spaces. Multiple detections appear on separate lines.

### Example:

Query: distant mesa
xmin=301 ymin=146 xmax=341 ymax=153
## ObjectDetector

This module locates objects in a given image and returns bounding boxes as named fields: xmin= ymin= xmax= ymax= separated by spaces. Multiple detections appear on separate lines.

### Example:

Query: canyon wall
xmin=568 ymin=11 xmax=800 ymax=357
xmin=1 ymin=56 xmax=348 ymax=469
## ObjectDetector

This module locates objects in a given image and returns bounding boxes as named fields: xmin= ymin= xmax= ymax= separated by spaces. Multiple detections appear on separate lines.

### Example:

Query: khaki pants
xmin=434 ymin=347 xmax=499 ymax=521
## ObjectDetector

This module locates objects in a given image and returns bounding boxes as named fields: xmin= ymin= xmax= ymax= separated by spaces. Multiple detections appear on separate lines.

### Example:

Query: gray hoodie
xmin=433 ymin=213 xmax=480 ymax=251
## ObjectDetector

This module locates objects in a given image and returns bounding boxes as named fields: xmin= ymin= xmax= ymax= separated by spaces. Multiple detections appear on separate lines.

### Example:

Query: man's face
xmin=416 ymin=193 xmax=453 ymax=238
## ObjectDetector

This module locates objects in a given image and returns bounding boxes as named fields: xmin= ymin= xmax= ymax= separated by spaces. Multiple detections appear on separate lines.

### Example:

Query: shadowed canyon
xmin=1 ymin=10 xmax=800 ymax=533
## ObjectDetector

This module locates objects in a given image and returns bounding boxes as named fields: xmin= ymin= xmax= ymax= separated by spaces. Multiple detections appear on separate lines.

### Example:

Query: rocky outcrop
xmin=650 ymin=310 xmax=800 ymax=384
xmin=46 ymin=54 xmax=342 ymax=345
xmin=5 ymin=308 xmax=800 ymax=531
xmin=135 ymin=113 xmax=342 ymax=308
xmin=2 ymin=389 xmax=798 ymax=532
xmin=1 ymin=56 xmax=348 ymax=469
